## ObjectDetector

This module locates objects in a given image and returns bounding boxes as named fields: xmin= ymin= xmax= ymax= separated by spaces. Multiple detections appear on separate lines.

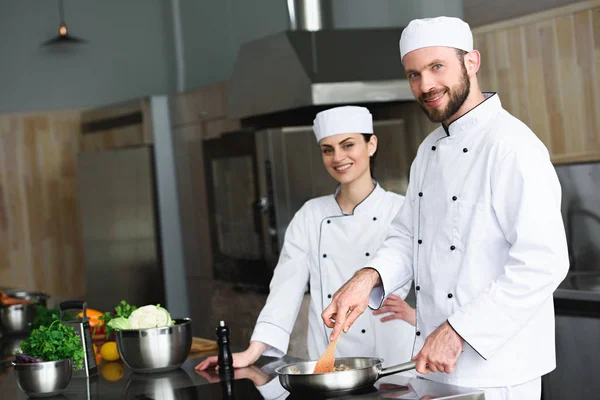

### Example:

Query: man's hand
xmin=321 ymin=268 xmax=381 ymax=341
xmin=412 ymin=322 xmax=463 ymax=374
xmin=372 ymin=294 xmax=416 ymax=326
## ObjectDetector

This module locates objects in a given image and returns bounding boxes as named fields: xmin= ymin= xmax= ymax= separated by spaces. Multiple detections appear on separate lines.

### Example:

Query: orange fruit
xmin=100 ymin=341 xmax=120 ymax=361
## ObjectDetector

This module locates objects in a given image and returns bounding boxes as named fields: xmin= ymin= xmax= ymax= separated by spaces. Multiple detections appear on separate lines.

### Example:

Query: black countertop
xmin=554 ymin=271 xmax=600 ymax=302
xmin=0 ymin=353 xmax=486 ymax=399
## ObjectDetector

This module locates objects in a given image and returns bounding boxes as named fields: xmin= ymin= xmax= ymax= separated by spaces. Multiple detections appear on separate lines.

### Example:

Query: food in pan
xmin=333 ymin=364 xmax=351 ymax=371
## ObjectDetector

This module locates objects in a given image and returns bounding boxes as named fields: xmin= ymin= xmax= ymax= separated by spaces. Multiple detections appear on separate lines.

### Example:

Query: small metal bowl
xmin=12 ymin=359 xmax=72 ymax=398
xmin=115 ymin=318 xmax=192 ymax=374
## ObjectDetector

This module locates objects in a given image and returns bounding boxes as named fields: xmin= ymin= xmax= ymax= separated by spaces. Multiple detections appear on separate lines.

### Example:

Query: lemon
xmin=102 ymin=361 xmax=124 ymax=382
xmin=100 ymin=341 xmax=120 ymax=361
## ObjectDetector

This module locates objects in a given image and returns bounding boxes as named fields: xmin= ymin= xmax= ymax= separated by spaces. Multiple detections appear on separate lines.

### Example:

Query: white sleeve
xmin=448 ymin=141 xmax=569 ymax=360
xmin=250 ymin=205 xmax=311 ymax=358
xmin=367 ymin=165 xmax=417 ymax=310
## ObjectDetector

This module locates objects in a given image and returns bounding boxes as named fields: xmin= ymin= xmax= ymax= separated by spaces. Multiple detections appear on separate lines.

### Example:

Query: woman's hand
xmin=195 ymin=341 xmax=267 ymax=371
xmin=372 ymin=294 xmax=416 ymax=326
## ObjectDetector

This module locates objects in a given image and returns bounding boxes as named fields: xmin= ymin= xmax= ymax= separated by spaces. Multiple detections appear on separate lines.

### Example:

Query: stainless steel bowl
xmin=115 ymin=318 xmax=193 ymax=373
xmin=12 ymin=359 xmax=73 ymax=398
xmin=0 ymin=304 xmax=38 ymax=335
xmin=0 ymin=290 xmax=50 ymax=336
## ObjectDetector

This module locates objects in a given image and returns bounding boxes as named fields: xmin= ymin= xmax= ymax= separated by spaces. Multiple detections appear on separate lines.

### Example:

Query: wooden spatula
xmin=312 ymin=336 xmax=339 ymax=374
xmin=313 ymin=311 xmax=348 ymax=374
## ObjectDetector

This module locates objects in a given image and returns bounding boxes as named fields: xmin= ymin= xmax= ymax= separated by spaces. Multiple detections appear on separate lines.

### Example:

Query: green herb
xmin=30 ymin=305 xmax=74 ymax=332
xmin=18 ymin=320 xmax=85 ymax=370
xmin=98 ymin=300 xmax=137 ymax=338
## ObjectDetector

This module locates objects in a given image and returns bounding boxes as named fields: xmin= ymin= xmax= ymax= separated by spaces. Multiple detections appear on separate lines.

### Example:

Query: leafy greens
xmin=18 ymin=320 xmax=85 ymax=370
xmin=97 ymin=300 xmax=137 ymax=338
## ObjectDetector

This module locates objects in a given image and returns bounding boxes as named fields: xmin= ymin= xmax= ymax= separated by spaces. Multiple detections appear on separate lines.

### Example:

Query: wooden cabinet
xmin=0 ymin=110 xmax=85 ymax=297
xmin=169 ymin=81 xmax=230 ymax=127
xmin=473 ymin=0 xmax=600 ymax=164
xmin=80 ymin=98 xmax=152 ymax=152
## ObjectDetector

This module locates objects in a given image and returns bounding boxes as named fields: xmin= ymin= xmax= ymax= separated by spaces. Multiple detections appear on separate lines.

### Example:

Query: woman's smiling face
xmin=319 ymin=133 xmax=376 ymax=184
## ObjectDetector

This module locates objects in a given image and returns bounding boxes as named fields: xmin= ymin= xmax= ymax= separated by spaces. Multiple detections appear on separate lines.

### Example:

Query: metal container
xmin=12 ymin=358 xmax=73 ymax=398
xmin=0 ymin=291 xmax=49 ymax=336
xmin=0 ymin=304 xmax=37 ymax=336
xmin=116 ymin=318 xmax=192 ymax=373
xmin=276 ymin=357 xmax=416 ymax=394
xmin=59 ymin=301 xmax=97 ymax=378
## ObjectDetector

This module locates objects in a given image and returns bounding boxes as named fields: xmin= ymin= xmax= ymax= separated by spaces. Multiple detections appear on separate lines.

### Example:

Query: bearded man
xmin=322 ymin=16 xmax=569 ymax=400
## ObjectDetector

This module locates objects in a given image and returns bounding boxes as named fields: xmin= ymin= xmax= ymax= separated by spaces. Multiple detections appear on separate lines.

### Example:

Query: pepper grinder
xmin=217 ymin=320 xmax=234 ymax=378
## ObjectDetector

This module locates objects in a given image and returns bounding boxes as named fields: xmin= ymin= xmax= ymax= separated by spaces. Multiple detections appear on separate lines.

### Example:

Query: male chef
xmin=322 ymin=16 xmax=569 ymax=400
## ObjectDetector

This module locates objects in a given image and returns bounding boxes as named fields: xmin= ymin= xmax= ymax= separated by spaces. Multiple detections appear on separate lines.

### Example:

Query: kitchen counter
xmin=0 ymin=353 xmax=486 ymax=399
xmin=554 ymin=271 xmax=600 ymax=303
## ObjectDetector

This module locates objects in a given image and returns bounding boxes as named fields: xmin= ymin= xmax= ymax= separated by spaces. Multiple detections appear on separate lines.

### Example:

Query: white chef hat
xmin=313 ymin=106 xmax=373 ymax=143
xmin=399 ymin=16 xmax=473 ymax=60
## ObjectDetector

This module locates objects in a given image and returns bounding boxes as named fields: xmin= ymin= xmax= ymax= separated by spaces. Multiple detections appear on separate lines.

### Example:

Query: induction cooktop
xmin=150 ymin=378 xmax=410 ymax=400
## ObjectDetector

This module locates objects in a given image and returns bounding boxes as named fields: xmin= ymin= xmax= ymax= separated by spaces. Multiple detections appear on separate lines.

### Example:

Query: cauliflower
xmin=128 ymin=304 xmax=175 ymax=329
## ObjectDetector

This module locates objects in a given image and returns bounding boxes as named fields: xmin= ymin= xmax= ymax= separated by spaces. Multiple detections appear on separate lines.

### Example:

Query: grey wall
xmin=179 ymin=0 xmax=290 ymax=90
xmin=0 ymin=0 xmax=176 ymax=113
xmin=0 ymin=0 xmax=462 ymax=113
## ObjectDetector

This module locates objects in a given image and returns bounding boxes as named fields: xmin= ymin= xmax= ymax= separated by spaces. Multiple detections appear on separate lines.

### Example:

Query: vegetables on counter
xmin=29 ymin=305 xmax=74 ymax=332
xmin=99 ymin=341 xmax=120 ymax=362
xmin=107 ymin=304 xmax=175 ymax=330
xmin=97 ymin=300 xmax=137 ymax=338
xmin=14 ymin=354 xmax=44 ymax=363
xmin=0 ymin=291 xmax=31 ymax=306
xmin=78 ymin=308 xmax=105 ymax=335
xmin=16 ymin=320 xmax=85 ymax=370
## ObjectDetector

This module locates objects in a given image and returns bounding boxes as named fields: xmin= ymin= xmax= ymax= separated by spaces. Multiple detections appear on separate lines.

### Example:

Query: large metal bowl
xmin=0 ymin=290 xmax=50 ymax=336
xmin=1 ymin=304 xmax=39 ymax=336
xmin=115 ymin=318 xmax=193 ymax=374
xmin=12 ymin=358 xmax=72 ymax=398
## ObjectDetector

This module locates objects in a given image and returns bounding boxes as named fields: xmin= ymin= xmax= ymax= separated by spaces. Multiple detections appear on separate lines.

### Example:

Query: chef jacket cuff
xmin=364 ymin=263 xmax=406 ymax=310
xmin=368 ymin=286 xmax=385 ymax=310
xmin=255 ymin=377 xmax=288 ymax=399
xmin=251 ymin=321 xmax=289 ymax=358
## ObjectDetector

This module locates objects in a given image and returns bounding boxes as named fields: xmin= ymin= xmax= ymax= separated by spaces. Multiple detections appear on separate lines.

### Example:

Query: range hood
xmin=227 ymin=1 xmax=413 ymax=119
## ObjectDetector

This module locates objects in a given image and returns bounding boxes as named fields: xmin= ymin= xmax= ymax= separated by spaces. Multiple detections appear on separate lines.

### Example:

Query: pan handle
xmin=377 ymin=361 xmax=417 ymax=379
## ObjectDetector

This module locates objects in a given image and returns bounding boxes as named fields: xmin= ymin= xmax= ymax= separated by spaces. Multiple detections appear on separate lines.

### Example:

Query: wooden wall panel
xmin=465 ymin=0 xmax=585 ymax=27
xmin=0 ymin=111 xmax=85 ymax=297
xmin=473 ymin=1 xmax=600 ymax=164
xmin=80 ymin=98 xmax=152 ymax=152
xmin=168 ymin=81 xmax=241 ymax=280
xmin=169 ymin=81 xmax=229 ymax=128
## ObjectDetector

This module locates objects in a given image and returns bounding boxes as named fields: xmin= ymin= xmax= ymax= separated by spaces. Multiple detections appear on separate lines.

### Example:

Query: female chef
xmin=196 ymin=105 xmax=416 ymax=373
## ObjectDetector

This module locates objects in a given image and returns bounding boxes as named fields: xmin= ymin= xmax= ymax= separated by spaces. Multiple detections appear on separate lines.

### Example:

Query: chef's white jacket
xmin=368 ymin=93 xmax=569 ymax=387
xmin=252 ymin=183 xmax=415 ymax=368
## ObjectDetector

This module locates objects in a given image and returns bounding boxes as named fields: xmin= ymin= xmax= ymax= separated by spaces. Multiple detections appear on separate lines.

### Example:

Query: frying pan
xmin=275 ymin=357 xmax=416 ymax=394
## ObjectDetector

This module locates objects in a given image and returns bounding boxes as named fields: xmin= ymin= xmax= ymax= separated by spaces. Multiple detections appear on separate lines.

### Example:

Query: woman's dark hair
xmin=362 ymin=134 xmax=376 ymax=178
